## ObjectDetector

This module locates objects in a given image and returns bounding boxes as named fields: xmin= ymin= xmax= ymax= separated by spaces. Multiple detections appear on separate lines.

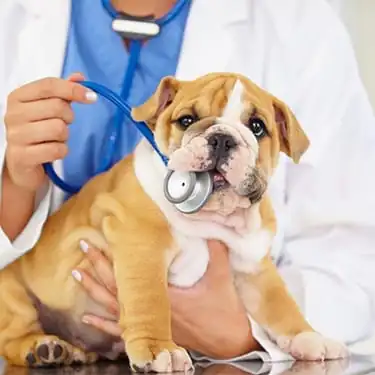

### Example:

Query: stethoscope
xmin=43 ymin=0 xmax=214 ymax=214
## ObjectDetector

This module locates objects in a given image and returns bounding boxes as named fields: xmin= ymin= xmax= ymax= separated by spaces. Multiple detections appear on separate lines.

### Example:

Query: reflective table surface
xmin=2 ymin=356 xmax=375 ymax=375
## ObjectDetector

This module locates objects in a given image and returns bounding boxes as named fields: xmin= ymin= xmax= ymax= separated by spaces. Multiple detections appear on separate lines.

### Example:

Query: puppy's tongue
xmin=168 ymin=137 xmax=212 ymax=172
xmin=213 ymin=172 xmax=227 ymax=190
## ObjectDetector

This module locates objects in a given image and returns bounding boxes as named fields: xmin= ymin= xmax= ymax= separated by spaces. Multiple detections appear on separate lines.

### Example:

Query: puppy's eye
xmin=176 ymin=115 xmax=197 ymax=129
xmin=248 ymin=117 xmax=267 ymax=139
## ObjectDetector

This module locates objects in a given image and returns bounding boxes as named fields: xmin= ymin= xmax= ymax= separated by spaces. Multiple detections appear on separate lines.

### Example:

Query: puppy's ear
xmin=272 ymin=98 xmax=310 ymax=163
xmin=131 ymin=76 xmax=180 ymax=129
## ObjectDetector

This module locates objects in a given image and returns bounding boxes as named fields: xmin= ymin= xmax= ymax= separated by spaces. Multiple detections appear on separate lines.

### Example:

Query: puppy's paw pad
xmin=24 ymin=338 xmax=68 ymax=367
xmin=23 ymin=336 xmax=92 ymax=367
xmin=36 ymin=341 xmax=66 ymax=364
xmin=277 ymin=332 xmax=348 ymax=361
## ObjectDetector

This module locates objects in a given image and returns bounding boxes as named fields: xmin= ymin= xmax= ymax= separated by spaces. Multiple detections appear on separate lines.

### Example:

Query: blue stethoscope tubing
xmin=99 ymin=40 xmax=142 ymax=174
xmin=43 ymin=81 xmax=169 ymax=195
xmin=43 ymin=0 xmax=189 ymax=195
xmin=99 ymin=0 xmax=189 ymax=174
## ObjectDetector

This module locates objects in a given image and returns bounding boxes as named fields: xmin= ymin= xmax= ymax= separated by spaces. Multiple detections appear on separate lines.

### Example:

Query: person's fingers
xmin=11 ymin=98 xmax=75 ymax=124
xmin=207 ymin=239 xmax=228 ymax=258
xmin=8 ymin=119 xmax=69 ymax=145
xmin=9 ymin=77 xmax=97 ymax=104
xmin=8 ymin=142 xmax=68 ymax=169
xmin=79 ymin=240 xmax=117 ymax=295
xmin=72 ymin=268 xmax=119 ymax=316
xmin=82 ymin=314 xmax=123 ymax=337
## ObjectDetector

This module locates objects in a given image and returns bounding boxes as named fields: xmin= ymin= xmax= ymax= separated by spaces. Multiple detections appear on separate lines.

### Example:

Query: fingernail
xmin=79 ymin=240 xmax=89 ymax=253
xmin=82 ymin=316 xmax=91 ymax=325
xmin=72 ymin=269 xmax=82 ymax=282
xmin=85 ymin=91 xmax=97 ymax=102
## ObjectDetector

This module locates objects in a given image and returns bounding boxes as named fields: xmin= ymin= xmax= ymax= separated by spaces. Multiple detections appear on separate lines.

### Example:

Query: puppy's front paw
xmin=277 ymin=332 xmax=348 ymax=361
xmin=126 ymin=339 xmax=193 ymax=373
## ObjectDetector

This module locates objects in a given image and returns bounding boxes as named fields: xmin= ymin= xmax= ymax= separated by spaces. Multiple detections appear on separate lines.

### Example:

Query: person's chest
xmin=60 ymin=0 xmax=192 ymax=191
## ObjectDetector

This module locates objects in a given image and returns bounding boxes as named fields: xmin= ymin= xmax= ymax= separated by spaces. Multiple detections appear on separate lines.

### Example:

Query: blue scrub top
xmin=61 ymin=0 xmax=191 ymax=197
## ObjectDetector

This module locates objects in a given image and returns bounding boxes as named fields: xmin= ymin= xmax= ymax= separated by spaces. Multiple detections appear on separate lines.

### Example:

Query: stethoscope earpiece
xmin=164 ymin=170 xmax=214 ymax=214
xmin=112 ymin=14 xmax=161 ymax=40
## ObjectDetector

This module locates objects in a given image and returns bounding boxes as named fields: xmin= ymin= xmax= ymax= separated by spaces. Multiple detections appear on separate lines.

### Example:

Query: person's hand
xmin=73 ymin=240 xmax=259 ymax=359
xmin=4 ymin=73 xmax=97 ymax=191
xmin=72 ymin=241 xmax=121 ymax=338
xmin=168 ymin=241 xmax=259 ymax=359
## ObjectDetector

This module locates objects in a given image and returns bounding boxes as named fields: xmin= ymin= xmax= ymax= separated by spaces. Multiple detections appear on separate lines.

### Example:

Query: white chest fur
xmin=133 ymin=141 xmax=273 ymax=287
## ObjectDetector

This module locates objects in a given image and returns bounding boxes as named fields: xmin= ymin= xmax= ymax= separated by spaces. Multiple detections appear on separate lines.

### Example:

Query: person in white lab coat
xmin=1 ymin=0 xmax=375 ymax=364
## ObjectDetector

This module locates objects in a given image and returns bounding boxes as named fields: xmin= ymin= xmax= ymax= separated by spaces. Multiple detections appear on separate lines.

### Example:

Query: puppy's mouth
xmin=212 ymin=169 xmax=229 ymax=191
xmin=209 ymin=163 xmax=267 ymax=204
xmin=167 ymin=130 xmax=267 ymax=202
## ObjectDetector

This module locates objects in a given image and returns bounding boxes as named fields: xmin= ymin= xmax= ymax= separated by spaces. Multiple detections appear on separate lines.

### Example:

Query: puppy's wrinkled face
xmin=132 ymin=73 xmax=309 ymax=218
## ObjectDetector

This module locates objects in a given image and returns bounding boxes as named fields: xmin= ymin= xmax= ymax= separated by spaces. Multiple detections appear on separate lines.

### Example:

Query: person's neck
xmin=111 ymin=0 xmax=176 ymax=19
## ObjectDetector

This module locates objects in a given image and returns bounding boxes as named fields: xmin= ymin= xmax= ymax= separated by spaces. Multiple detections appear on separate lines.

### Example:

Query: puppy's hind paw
xmin=5 ymin=334 xmax=98 ymax=367
xmin=24 ymin=336 xmax=70 ymax=367
xmin=277 ymin=332 xmax=349 ymax=361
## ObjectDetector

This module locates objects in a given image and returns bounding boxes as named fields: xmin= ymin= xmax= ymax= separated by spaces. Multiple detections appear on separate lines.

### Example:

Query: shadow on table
xmin=1 ymin=356 xmax=375 ymax=375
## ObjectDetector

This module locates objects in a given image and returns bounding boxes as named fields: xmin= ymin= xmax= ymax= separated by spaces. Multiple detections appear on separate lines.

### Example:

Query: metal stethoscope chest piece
xmin=164 ymin=170 xmax=214 ymax=214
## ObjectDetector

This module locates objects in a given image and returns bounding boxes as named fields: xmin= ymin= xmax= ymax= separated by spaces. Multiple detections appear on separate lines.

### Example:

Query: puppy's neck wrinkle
xmin=133 ymin=141 xmax=260 ymax=246
xmin=186 ymin=204 xmax=255 ymax=235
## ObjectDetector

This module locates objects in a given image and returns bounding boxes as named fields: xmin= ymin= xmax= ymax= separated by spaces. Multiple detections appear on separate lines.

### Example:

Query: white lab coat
xmin=1 ymin=0 xmax=375 ymax=366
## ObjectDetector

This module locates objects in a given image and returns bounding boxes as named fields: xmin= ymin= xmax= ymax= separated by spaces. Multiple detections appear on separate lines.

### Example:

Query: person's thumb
xmin=205 ymin=240 xmax=230 ymax=276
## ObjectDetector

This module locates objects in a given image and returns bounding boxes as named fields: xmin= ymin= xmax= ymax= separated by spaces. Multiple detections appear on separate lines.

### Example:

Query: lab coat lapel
xmin=175 ymin=0 xmax=249 ymax=80
xmin=7 ymin=0 xmax=71 ymax=92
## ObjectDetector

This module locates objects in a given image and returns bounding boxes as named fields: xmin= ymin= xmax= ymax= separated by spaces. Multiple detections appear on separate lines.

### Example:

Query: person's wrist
xmin=187 ymin=306 xmax=259 ymax=360
xmin=228 ymin=320 xmax=261 ymax=358
xmin=207 ymin=318 xmax=260 ymax=360
xmin=1 ymin=161 xmax=37 ymax=233
xmin=2 ymin=159 xmax=39 ymax=195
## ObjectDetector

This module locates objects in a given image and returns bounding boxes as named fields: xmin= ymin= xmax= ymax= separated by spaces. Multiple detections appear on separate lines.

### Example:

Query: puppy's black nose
xmin=208 ymin=133 xmax=237 ymax=159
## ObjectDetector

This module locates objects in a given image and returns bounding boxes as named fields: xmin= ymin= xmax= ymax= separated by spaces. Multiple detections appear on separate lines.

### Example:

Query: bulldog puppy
xmin=0 ymin=73 xmax=347 ymax=371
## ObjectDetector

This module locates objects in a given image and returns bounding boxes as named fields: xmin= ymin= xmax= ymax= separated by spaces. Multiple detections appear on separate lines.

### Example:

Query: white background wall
xmin=330 ymin=0 xmax=375 ymax=110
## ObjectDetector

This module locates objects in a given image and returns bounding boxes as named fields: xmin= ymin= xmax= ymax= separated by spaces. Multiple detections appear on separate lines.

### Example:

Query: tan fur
xmin=131 ymin=73 xmax=338 ymax=359
xmin=1 ymin=73 xmax=338 ymax=369
xmin=233 ymin=197 xmax=314 ymax=339
xmin=0 ymin=158 xmax=179 ymax=367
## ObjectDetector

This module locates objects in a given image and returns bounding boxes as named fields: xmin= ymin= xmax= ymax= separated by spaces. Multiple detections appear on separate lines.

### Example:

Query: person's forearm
xmin=1 ymin=166 xmax=35 ymax=241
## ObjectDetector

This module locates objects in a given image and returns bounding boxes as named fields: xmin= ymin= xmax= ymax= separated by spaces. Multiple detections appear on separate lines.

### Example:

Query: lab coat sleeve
xmin=0 ymin=114 xmax=53 ymax=270
xmin=191 ymin=0 xmax=375 ymax=365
